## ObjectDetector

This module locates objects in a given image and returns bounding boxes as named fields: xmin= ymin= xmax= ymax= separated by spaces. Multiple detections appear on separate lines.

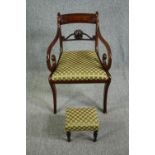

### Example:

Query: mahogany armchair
xmin=46 ymin=12 xmax=112 ymax=114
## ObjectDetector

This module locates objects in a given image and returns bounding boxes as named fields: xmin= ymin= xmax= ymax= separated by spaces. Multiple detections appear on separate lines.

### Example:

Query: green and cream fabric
xmin=51 ymin=50 xmax=108 ymax=81
xmin=65 ymin=107 xmax=99 ymax=131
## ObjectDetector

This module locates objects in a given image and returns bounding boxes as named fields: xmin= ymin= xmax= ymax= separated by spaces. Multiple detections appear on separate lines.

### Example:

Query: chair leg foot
xmin=103 ymin=80 xmax=111 ymax=113
xmin=66 ymin=131 xmax=71 ymax=142
xmin=103 ymin=109 xmax=107 ymax=113
xmin=93 ymin=131 xmax=98 ymax=142
xmin=49 ymin=82 xmax=57 ymax=114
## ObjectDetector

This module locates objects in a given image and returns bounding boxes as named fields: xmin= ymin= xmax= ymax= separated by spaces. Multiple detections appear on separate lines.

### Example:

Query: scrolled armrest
xmin=46 ymin=28 xmax=60 ymax=72
xmin=98 ymin=28 xmax=112 ymax=70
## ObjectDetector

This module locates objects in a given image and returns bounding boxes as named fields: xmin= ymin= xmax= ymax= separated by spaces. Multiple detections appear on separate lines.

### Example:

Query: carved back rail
xmin=62 ymin=29 xmax=96 ymax=41
xmin=57 ymin=12 xmax=98 ymax=44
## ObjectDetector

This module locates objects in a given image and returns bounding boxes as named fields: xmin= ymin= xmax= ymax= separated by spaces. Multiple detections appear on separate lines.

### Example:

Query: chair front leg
xmin=103 ymin=80 xmax=111 ymax=113
xmin=49 ymin=82 xmax=57 ymax=114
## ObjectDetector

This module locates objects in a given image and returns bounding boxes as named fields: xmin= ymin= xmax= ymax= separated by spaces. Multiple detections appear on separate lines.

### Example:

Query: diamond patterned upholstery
xmin=65 ymin=107 xmax=99 ymax=131
xmin=51 ymin=50 xmax=109 ymax=81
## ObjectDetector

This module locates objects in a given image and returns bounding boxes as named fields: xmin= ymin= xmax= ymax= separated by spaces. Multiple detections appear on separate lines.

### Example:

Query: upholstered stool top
xmin=65 ymin=107 xmax=99 ymax=131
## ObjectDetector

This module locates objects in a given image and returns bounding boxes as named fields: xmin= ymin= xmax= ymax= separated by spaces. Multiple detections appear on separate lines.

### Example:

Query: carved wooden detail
xmin=51 ymin=54 xmax=56 ymax=72
xmin=62 ymin=29 xmax=95 ymax=41
xmin=74 ymin=29 xmax=83 ymax=39
xmin=51 ymin=54 xmax=56 ymax=62
xmin=102 ymin=53 xmax=107 ymax=66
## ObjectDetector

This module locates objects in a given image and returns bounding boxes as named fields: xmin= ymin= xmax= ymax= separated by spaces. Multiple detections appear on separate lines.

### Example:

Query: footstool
xmin=65 ymin=107 xmax=99 ymax=142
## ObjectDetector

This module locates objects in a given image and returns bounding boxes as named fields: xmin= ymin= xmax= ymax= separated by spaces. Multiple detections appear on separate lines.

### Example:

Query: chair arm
xmin=98 ymin=28 xmax=112 ymax=70
xmin=46 ymin=28 xmax=60 ymax=72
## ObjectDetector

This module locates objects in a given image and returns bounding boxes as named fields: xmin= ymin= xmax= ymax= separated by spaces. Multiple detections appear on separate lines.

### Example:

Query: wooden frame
xmin=66 ymin=130 xmax=98 ymax=142
xmin=46 ymin=12 xmax=112 ymax=114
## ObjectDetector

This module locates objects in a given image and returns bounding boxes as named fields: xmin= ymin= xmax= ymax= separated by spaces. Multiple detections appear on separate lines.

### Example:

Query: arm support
xmin=46 ymin=28 xmax=60 ymax=72
xmin=98 ymin=28 xmax=112 ymax=70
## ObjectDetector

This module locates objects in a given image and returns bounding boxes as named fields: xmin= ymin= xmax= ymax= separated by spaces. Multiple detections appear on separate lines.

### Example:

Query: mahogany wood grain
xmin=59 ymin=13 xmax=97 ymax=24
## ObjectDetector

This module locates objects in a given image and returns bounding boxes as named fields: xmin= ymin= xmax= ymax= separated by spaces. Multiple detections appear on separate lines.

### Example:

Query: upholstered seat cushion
xmin=51 ymin=50 xmax=109 ymax=81
xmin=65 ymin=107 xmax=99 ymax=131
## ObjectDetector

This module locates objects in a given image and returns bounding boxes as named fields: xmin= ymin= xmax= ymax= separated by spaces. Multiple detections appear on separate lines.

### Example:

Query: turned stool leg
xmin=93 ymin=130 xmax=98 ymax=142
xmin=66 ymin=131 xmax=71 ymax=142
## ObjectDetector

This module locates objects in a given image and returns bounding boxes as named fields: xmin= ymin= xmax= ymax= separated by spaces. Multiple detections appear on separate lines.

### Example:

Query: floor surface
xmin=26 ymin=69 xmax=128 ymax=155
